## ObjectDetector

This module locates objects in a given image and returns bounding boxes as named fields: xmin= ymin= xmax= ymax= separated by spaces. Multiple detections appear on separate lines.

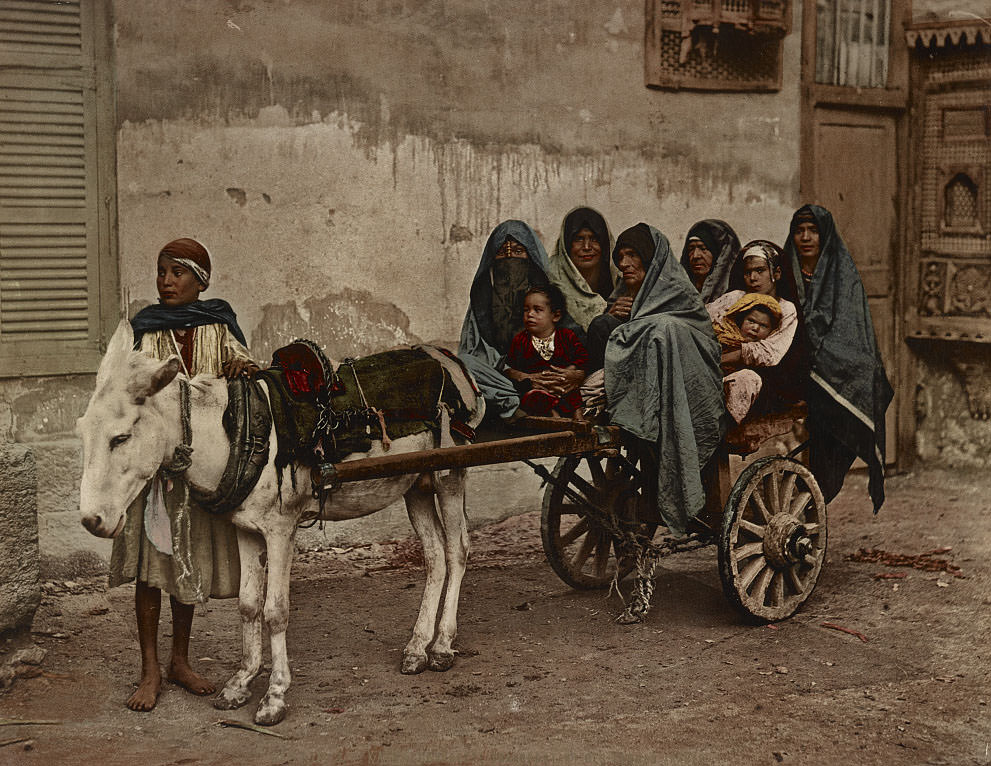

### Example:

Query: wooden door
xmin=812 ymin=109 xmax=898 ymax=459
xmin=801 ymin=0 xmax=909 ymax=464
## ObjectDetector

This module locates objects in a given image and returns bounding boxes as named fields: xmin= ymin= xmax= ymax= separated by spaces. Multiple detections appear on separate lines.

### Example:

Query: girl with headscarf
xmin=680 ymin=219 xmax=741 ymax=302
xmin=604 ymin=224 xmax=730 ymax=538
xmin=458 ymin=220 xmax=584 ymax=420
xmin=109 ymin=238 xmax=258 ymax=713
xmin=780 ymin=205 xmax=893 ymax=511
xmin=705 ymin=240 xmax=801 ymax=418
xmin=546 ymin=206 xmax=618 ymax=330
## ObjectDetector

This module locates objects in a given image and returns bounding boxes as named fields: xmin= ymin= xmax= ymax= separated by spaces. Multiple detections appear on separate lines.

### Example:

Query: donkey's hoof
xmin=401 ymin=653 xmax=428 ymax=675
xmin=254 ymin=695 xmax=287 ymax=726
xmin=213 ymin=687 xmax=251 ymax=711
xmin=427 ymin=651 xmax=456 ymax=672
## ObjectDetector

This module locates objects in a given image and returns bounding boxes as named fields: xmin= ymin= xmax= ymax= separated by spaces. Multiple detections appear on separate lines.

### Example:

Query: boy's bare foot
xmin=127 ymin=672 xmax=161 ymax=711
xmin=167 ymin=660 xmax=216 ymax=695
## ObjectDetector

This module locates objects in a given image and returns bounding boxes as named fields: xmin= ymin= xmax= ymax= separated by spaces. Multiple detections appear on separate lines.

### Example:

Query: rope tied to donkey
xmin=156 ymin=377 xmax=204 ymax=602
xmin=162 ymin=378 xmax=194 ymax=477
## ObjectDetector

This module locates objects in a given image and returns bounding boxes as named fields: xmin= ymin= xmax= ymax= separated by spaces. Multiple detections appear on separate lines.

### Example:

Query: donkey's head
xmin=77 ymin=320 xmax=182 ymax=537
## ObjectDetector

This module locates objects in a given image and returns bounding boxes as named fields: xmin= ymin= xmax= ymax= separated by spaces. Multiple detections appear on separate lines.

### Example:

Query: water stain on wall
xmin=252 ymin=288 xmax=423 ymax=364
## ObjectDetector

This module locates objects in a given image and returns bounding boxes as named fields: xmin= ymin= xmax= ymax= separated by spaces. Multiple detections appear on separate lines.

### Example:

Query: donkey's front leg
xmin=214 ymin=527 xmax=266 ymax=711
xmin=401 ymin=474 xmax=447 ymax=675
xmin=254 ymin=523 xmax=296 ymax=726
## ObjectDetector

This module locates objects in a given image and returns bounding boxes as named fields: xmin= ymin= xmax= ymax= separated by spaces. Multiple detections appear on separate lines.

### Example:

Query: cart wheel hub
xmin=762 ymin=514 xmax=809 ymax=569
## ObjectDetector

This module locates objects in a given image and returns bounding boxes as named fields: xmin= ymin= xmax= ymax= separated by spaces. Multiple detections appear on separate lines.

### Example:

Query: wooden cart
xmin=314 ymin=404 xmax=826 ymax=623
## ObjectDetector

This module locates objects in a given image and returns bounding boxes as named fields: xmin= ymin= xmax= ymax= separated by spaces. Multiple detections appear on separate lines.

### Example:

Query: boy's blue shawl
xmin=131 ymin=299 xmax=247 ymax=348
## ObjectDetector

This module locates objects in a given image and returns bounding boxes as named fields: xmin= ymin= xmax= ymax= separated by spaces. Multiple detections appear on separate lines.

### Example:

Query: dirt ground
xmin=1 ymin=466 xmax=990 ymax=766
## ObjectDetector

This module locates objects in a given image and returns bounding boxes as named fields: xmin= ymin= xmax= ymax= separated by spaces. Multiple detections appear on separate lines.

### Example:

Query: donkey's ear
xmin=131 ymin=356 xmax=181 ymax=403
xmin=96 ymin=320 xmax=136 ymax=388
xmin=107 ymin=319 xmax=135 ymax=357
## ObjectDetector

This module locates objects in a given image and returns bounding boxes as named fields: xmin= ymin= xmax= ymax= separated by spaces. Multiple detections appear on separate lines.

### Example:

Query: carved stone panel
xmin=919 ymin=261 xmax=946 ymax=316
xmin=951 ymin=345 xmax=991 ymax=420
xmin=949 ymin=264 xmax=991 ymax=316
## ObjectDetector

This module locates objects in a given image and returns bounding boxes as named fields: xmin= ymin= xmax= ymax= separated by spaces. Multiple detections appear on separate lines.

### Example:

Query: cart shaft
xmin=313 ymin=426 xmax=621 ymax=487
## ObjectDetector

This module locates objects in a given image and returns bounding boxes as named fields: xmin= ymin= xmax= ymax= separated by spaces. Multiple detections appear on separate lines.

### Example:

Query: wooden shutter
xmin=814 ymin=0 xmax=891 ymax=88
xmin=0 ymin=0 xmax=117 ymax=376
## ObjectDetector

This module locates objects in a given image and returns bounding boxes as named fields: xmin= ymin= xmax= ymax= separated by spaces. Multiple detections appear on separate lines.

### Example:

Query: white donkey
xmin=78 ymin=321 xmax=485 ymax=725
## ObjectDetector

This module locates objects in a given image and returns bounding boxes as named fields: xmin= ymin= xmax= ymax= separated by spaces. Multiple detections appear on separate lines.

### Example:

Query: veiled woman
xmin=680 ymin=219 xmax=741 ymax=302
xmin=458 ymin=220 xmax=585 ymax=421
xmin=546 ymin=206 xmax=617 ymax=331
xmin=604 ymin=224 xmax=729 ymax=538
xmin=780 ymin=204 xmax=893 ymax=511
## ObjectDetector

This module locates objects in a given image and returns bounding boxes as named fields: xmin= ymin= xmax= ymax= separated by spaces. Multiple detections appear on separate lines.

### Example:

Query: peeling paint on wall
xmin=5 ymin=377 xmax=93 ymax=444
xmin=252 ymin=289 xmax=422 ymax=364
xmin=118 ymin=116 xmax=799 ymax=352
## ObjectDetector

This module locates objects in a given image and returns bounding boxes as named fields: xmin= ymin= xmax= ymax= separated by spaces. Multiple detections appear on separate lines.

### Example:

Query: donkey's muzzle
xmin=81 ymin=514 xmax=106 ymax=536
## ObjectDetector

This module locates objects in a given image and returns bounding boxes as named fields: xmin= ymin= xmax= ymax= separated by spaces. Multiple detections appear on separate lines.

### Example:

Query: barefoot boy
xmin=108 ymin=238 xmax=257 ymax=710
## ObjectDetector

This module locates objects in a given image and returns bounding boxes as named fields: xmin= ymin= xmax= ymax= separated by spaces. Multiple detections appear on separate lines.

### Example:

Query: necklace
xmin=168 ymin=328 xmax=192 ymax=377
xmin=531 ymin=333 xmax=555 ymax=361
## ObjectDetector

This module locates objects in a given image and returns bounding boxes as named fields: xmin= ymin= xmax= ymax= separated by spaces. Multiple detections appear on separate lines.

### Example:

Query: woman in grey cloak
xmin=680 ymin=219 xmax=741 ymax=302
xmin=458 ymin=220 xmax=584 ymax=420
xmin=605 ymin=224 xmax=730 ymax=537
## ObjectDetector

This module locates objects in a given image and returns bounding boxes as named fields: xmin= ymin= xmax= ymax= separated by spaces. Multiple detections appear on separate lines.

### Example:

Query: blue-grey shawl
xmin=781 ymin=205 xmax=893 ymax=511
xmin=131 ymin=299 xmax=247 ymax=348
xmin=605 ymin=225 xmax=729 ymax=535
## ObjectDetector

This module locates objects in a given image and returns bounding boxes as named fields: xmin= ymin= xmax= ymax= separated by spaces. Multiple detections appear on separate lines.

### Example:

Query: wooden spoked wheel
xmin=718 ymin=456 xmax=827 ymax=621
xmin=541 ymin=451 xmax=656 ymax=590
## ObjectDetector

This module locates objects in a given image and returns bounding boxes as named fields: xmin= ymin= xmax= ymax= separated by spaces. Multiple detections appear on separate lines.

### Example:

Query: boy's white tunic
xmin=108 ymin=324 xmax=252 ymax=603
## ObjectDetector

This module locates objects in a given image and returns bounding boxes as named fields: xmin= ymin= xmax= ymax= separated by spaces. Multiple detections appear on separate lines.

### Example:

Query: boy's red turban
xmin=159 ymin=238 xmax=211 ymax=288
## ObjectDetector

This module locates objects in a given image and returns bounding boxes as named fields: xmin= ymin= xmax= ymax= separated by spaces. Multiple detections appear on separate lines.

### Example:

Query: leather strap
xmin=190 ymin=377 xmax=272 ymax=515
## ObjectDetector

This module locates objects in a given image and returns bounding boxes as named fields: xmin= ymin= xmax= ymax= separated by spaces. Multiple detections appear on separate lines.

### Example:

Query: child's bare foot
xmin=127 ymin=671 xmax=161 ymax=711
xmin=167 ymin=659 xmax=215 ymax=696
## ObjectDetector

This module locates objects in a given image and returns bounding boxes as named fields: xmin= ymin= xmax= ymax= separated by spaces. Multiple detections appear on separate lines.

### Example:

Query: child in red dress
xmin=503 ymin=284 xmax=588 ymax=418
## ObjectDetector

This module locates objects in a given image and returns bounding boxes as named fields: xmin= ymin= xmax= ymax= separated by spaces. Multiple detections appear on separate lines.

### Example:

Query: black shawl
xmin=782 ymin=205 xmax=894 ymax=511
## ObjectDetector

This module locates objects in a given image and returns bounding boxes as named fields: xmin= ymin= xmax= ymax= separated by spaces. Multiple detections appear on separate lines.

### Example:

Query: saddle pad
xmin=259 ymin=347 xmax=472 ymax=469
xmin=330 ymin=347 xmax=466 ymax=452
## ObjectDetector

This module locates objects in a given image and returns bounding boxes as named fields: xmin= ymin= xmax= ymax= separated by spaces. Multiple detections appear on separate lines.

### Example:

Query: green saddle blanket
xmin=258 ymin=347 xmax=472 ymax=471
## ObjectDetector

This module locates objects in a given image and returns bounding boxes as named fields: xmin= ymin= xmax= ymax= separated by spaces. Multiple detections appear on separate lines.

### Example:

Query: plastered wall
xmin=3 ymin=0 xmax=807 ymax=565
xmin=115 ymin=0 xmax=802 ymax=357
